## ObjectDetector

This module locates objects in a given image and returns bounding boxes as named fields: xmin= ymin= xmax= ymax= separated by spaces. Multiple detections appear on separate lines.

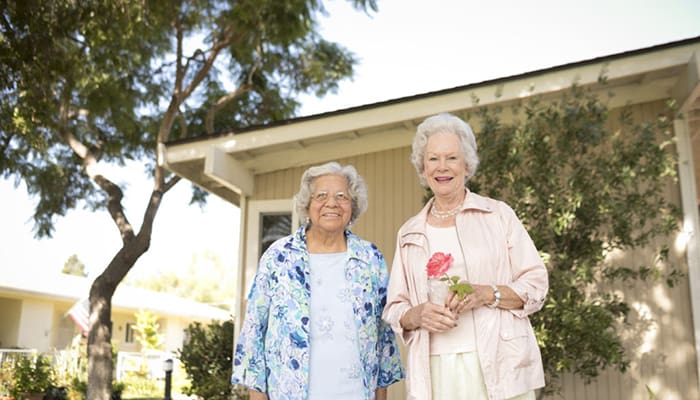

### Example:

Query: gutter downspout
xmin=674 ymin=117 xmax=700 ymax=391
xmin=232 ymin=194 xmax=248 ymax=380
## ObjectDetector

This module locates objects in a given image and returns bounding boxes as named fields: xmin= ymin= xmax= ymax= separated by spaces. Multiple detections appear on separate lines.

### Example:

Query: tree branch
xmin=204 ymin=84 xmax=252 ymax=134
xmin=57 ymin=99 xmax=136 ymax=244
xmin=179 ymin=38 xmax=229 ymax=103
xmin=204 ymin=32 xmax=262 ymax=134
xmin=156 ymin=22 xmax=238 ymax=184
xmin=139 ymin=189 xmax=162 ymax=239
xmin=177 ymin=109 xmax=188 ymax=140
xmin=163 ymin=175 xmax=181 ymax=193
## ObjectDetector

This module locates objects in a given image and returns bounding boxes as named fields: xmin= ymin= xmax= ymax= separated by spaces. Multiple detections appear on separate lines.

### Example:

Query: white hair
xmin=410 ymin=113 xmax=479 ymax=187
xmin=294 ymin=161 xmax=368 ymax=227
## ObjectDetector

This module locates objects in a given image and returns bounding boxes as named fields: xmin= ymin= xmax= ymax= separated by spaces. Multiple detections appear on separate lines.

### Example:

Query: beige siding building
xmin=0 ymin=271 xmax=231 ymax=355
xmin=164 ymin=37 xmax=700 ymax=399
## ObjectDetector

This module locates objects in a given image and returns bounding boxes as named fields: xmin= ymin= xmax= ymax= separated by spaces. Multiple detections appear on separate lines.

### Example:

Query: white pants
xmin=430 ymin=352 xmax=536 ymax=400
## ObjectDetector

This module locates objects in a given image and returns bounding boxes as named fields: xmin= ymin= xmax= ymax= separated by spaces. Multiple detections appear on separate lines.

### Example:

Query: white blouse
xmin=426 ymin=224 xmax=477 ymax=355
xmin=308 ymin=252 xmax=364 ymax=399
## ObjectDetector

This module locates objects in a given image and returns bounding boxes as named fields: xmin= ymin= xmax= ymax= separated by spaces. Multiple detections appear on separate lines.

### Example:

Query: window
xmin=244 ymin=199 xmax=297 ymax=294
xmin=233 ymin=199 xmax=298 ymax=335
xmin=125 ymin=323 xmax=135 ymax=343
xmin=260 ymin=213 xmax=292 ymax=255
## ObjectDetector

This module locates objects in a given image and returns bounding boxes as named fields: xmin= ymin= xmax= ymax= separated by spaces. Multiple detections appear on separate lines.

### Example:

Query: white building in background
xmin=0 ymin=269 xmax=231 ymax=355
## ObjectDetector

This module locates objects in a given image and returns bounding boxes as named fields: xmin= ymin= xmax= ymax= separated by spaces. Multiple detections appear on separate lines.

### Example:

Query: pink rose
xmin=426 ymin=251 xmax=473 ymax=300
xmin=426 ymin=252 xmax=453 ymax=278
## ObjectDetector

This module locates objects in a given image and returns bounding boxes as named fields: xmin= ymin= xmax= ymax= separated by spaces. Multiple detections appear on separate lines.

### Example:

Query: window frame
xmin=244 ymin=199 xmax=298 ymax=295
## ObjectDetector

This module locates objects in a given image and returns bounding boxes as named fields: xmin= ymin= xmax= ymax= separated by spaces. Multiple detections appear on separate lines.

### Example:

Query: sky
xmin=2 ymin=0 xmax=700 ymax=289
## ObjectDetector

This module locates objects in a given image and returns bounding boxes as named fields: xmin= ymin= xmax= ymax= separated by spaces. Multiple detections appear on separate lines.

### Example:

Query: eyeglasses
xmin=311 ymin=191 xmax=351 ymax=204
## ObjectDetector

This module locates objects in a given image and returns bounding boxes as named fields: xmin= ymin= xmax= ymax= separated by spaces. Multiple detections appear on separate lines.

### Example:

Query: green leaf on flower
xmin=449 ymin=282 xmax=474 ymax=299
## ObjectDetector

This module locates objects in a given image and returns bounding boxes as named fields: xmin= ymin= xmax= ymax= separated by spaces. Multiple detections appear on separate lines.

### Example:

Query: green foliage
xmin=126 ymin=253 xmax=235 ymax=309
xmin=0 ymin=361 xmax=14 ymax=396
xmin=133 ymin=309 xmax=164 ymax=351
xmin=67 ymin=376 xmax=124 ymax=400
xmin=0 ymin=0 xmax=376 ymax=238
xmin=119 ymin=366 xmax=160 ymax=399
xmin=465 ymin=84 xmax=681 ymax=394
xmin=1 ymin=0 xmax=164 ymax=237
xmin=9 ymin=353 xmax=56 ymax=398
xmin=52 ymin=335 xmax=87 ymax=396
xmin=49 ymin=335 xmax=124 ymax=400
xmin=43 ymin=385 xmax=69 ymax=400
xmin=120 ymin=309 xmax=164 ymax=399
xmin=439 ymin=275 xmax=473 ymax=299
xmin=62 ymin=254 xmax=88 ymax=277
xmin=178 ymin=320 xmax=234 ymax=400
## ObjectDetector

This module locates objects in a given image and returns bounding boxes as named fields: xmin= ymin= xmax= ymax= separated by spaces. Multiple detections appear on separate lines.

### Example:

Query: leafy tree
xmin=133 ymin=309 xmax=164 ymax=351
xmin=120 ymin=310 xmax=164 ymax=398
xmin=467 ymin=84 xmax=681 ymax=397
xmin=62 ymin=254 xmax=88 ymax=277
xmin=0 ymin=1 xmax=377 ymax=398
xmin=178 ymin=320 xmax=234 ymax=400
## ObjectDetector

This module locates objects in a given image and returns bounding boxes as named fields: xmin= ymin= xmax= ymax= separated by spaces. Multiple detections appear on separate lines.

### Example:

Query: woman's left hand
xmin=446 ymin=284 xmax=489 ymax=313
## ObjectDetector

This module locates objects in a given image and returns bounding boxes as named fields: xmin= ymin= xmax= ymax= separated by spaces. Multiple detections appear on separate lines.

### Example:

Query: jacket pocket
xmin=498 ymin=312 xmax=536 ymax=369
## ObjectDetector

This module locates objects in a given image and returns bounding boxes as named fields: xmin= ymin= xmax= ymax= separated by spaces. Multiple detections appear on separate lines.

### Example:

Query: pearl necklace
xmin=430 ymin=203 xmax=462 ymax=219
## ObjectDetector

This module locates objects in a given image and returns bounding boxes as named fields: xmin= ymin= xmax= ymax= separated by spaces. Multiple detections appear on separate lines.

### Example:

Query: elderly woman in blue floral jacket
xmin=232 ymin=162 xmax=404 ymax=400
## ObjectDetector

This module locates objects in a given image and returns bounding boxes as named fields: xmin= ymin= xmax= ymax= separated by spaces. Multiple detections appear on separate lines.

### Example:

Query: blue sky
xmin=2 ymin=0 xmax=700 ymax=285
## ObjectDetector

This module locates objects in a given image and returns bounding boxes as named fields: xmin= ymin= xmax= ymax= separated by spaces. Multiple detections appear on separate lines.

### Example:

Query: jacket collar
xmin=288 ymin=226 xmax=372 ymax=265
xmin=401 ymin=189 xmax=494 ymax=236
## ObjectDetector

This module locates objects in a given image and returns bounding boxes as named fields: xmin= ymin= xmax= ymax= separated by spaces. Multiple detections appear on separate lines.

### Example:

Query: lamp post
xmin=163 ymin=358 xmax=173 ymax=400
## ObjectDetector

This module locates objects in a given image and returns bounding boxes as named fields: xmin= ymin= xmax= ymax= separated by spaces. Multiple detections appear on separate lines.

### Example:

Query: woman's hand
xmin=446 ymin=284 xmax=488 ymax=313
xmin=249 ymin=389 xmax=268 ymax=400
xmin=400 ymin=302 xmax=457 ymax=332
xmin=446 ymin=283 xmax=524 ymax=313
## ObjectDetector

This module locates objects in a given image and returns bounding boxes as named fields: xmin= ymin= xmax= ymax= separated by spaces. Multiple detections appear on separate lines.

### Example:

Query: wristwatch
xmin=487 ymin=285 xmax=501 ymax=308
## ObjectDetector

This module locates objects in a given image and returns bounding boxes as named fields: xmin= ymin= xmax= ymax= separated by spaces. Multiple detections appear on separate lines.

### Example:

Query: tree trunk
xmin=86 ymin=197 xmax=160 ymax=400
xmin=86 ymin=287 xmax=113 ymax=400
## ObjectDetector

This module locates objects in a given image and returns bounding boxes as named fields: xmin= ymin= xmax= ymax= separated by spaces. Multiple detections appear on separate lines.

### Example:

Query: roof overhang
xmin=0 ymin=272 xmax=231 ymax=321
xmin=162 ymin=38 xmax=700 ymax=206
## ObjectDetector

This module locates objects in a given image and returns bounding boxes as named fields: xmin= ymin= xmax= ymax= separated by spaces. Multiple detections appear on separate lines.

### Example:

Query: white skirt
xmin=430 ymin=352 xmax=535 ymax=400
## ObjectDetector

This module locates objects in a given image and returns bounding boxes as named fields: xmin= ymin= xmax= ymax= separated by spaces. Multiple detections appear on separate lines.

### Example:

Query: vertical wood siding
xmin=252 ymin=147 xmax=425 ymax=262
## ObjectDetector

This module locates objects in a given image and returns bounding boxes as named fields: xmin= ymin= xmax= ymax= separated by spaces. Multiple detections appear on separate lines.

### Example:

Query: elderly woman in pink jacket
xmin=382 ymin=113 xmax=548 ymax=400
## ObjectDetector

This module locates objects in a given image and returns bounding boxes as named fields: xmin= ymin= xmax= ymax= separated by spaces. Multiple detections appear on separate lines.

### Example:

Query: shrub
xmin=0 ymin=361 xmax=14 ymax=397
xmin=178 ymin=320 xmax=234 ymax=400
xmin=469 ymin=84 xmax=681 ymax=395
xmin=9 ymin=353 xmax=56 ymax=399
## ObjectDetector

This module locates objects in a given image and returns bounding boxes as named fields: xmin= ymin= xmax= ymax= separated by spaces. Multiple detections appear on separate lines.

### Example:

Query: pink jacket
xmin=382 ymin=191 xmax=548 ymax=400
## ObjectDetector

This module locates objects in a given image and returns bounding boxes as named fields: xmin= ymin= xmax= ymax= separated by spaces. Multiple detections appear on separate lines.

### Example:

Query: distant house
xmin=0 ymin=270 xmax=231 ymax=355
xmin=163 ymin=36 xmax=700 ymax=399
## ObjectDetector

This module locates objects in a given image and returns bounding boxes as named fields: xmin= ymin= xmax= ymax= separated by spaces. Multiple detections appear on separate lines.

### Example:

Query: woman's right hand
xmin=400 ymin=302 xmax=458 ymax=332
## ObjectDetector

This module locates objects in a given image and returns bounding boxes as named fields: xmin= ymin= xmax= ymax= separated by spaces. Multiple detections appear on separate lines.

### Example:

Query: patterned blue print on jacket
xmin=231 ymin=226 xmax=404 ymax=400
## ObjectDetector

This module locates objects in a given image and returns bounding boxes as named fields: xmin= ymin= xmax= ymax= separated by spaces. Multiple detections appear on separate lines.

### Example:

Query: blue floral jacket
xmin=232 ymin=226 xmax=404 ymax=400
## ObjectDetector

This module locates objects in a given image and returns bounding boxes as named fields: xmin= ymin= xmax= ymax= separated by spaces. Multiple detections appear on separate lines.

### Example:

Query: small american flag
xmin=67 ymin=298 xmax=90 ymax=335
